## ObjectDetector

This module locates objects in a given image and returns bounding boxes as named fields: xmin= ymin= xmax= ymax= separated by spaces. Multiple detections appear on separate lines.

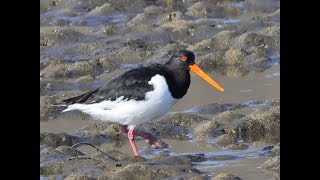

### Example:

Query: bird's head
xmin=167 ymin=50 xmax=224 ymax=92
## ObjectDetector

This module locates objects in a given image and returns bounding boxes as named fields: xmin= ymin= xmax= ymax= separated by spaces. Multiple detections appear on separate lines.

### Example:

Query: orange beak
xmin=189 ymin=64 xmax=224 ymax=92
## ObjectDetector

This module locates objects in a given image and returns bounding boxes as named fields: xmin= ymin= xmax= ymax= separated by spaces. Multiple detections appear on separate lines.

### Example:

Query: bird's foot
xmin=121 ymin=125 xmax=167 ymax=149
xmin=145 ymin=139 xmax=168 ymax=149
xmin=134 ymin=130 xmax=167 ymax=149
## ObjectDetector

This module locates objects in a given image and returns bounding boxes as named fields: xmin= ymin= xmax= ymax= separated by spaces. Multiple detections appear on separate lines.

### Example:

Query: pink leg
xmin=134 ymin=130 xmax=162 ymax=148
xmin=121 ymin=125 xmax=163 ymax=148
xmin=128 ymin=128 xmax=139 ymax=156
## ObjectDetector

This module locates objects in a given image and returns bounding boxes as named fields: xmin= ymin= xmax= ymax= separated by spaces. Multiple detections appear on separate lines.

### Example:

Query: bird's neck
xmin=163 ymin=65 xmax=191 ymax=99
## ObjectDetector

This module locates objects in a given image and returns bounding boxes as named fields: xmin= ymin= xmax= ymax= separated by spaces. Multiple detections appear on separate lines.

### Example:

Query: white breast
xmin=63 ymin=74 xmax=179 ymax=128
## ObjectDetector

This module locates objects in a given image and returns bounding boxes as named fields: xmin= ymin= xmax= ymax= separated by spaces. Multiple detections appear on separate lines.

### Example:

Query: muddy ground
xmin=40 ymin=0 xmax=280 ymax=179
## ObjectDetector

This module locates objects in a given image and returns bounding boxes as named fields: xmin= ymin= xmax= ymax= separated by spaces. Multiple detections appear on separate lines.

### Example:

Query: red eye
xmin=181 ymin=56 xmax=187 ymax=61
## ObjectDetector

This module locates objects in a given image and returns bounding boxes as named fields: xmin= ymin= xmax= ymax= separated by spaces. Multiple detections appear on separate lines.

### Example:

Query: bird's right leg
xmin=127 ymin=128 xmax=139 ymax=156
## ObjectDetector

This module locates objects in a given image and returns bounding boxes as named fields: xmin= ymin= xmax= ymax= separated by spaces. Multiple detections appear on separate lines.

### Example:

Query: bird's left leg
xmin=120 ymin=125 xmax=163 ymax=148
xmin=120 ymin=125 xmax=129 ymax=133
xmin=133 ymin=130 xmax=163 ymax=148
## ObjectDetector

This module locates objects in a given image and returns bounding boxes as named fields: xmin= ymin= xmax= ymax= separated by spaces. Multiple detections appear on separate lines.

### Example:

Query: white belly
xmin=63 ymin=74 xmax=179 ymax=128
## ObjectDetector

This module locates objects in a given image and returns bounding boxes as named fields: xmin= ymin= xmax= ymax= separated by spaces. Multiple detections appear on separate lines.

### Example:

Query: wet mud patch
xmin=40 ymin=96 xmax=280 ymax=179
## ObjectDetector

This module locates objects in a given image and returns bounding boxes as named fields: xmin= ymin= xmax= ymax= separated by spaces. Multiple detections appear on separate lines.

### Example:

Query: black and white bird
xmin=61 ymin=50 xmax=224 ymax=156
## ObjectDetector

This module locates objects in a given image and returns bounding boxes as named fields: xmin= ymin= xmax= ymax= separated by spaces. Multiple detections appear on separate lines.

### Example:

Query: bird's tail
xmin=49 ymin=102 xmax=68 ymax=113
xmin=48 ymin=88 xmax=100 ymax=115
xmin=62 ymin=89 xmax=99 ymax=105
xmin=50 ymin=104 xmax=67 ymax=107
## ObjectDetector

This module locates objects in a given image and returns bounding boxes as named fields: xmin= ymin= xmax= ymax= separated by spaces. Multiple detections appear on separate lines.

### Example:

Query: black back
xmin=63 ymin=50 xmax=196 ymax=105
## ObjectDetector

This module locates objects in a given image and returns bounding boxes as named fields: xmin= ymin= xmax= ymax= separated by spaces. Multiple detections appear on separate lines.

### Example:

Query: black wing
xmin=63 ymin=65 xmax=169 ymax=105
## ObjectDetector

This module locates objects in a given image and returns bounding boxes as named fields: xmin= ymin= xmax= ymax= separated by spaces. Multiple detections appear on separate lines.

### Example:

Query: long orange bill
xmin=189 ymin=64 xmax=224 ymax=92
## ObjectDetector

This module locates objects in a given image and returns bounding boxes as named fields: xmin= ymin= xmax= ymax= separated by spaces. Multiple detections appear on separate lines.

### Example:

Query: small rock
xmin=87 ymin=3 xmax=115 ymax=16
xmin=154 ymin=151 xmax=170 ymax=159
xmin=102 ymin=25 xmax=116 ymax=36
xmin=188 ymin=103 xmax=244 ymax=115
xmin=229 ymin=106 xmax=280 ymax=143
xmin=108 ymin=164 xmax=157 ymax=180
xmin=260 ymin=155 xmax=280 ymax=172
xmin=156 ymin=155 xmax=193 ymax=165
xmin=209 ymin=155 xmax=238 ymax=161
xmin=40 ymin=132 xmax=78 ymax=148
xmin=40 ymin=147 xmax=60 ymax=155
xmin=40 ymin=96 xmax=58 ymax=121
xmin=65 ymin=173 xmax=92 ymax=180
xmin=98 ymin=57 xmax=117 ymax=71
xmin=40 ymin=61 xmax=96 ymax=79
xmin=224 ymin=48 xmax=248 ymax=66
xmin=143 ymin=5 xmax=164 ymax=14
xmin=213 ymin=173 xmax=242 ymax=180
xmin=55 ymin=146 xmax=85 ymax=157
xmin=216 ymin=134 xmax=236 ymax=147
xmin=226 ymin=143 xmax=249 ymax=150
xmin=194 ymin=121 xmax=221 ymax=135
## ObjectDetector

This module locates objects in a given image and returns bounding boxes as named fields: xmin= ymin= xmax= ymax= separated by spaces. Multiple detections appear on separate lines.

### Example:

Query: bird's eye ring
xmin=181 ymin=56 xmax=187 ymax=61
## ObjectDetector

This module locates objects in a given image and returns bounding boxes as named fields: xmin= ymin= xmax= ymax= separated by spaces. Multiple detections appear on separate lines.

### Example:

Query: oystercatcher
xmin=61 ymin=50 xmax=224 ymax=156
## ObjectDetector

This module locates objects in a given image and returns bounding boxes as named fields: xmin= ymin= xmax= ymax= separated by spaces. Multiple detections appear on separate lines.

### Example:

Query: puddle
xmin=133 ymin=144 xmax=274 ymax=174
xmin=230 ymin=2 xmax=247 ymax=8
xmin=268 ymin=52 xmax=280 ymax=67
xmin=139 ymin=147 xmax=170 ymax=159
xmin=242 ymin=100 xmax=266 ymax=107
xmin=183 ymin=107 xmax=199 ymax=113
xmin=40 ymin=175 xmax=63 ymax=180
xmin=183 ymin=103 xmax=235 ymax=114
xmin=258 ymin=145 xmax=275 ymax=154
xmin=209 ymin=18 xmax=241 ymax=24
xmin=240 ymin=89 xmax=253 ymax=93
xmin=265 ymin=71 xmax=280 ymax=78
xmin=83 ymin=14 xmax=127 ymax=26
xmin=41 ymin=9 xmax=127 ymax=26
xmin=191 ymin=147 xmax=272 ymax=173
xmin=195 ymin=161 xmax=232 ymax=171
xmin=119 ymin=63 xmax=140 ymax=68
